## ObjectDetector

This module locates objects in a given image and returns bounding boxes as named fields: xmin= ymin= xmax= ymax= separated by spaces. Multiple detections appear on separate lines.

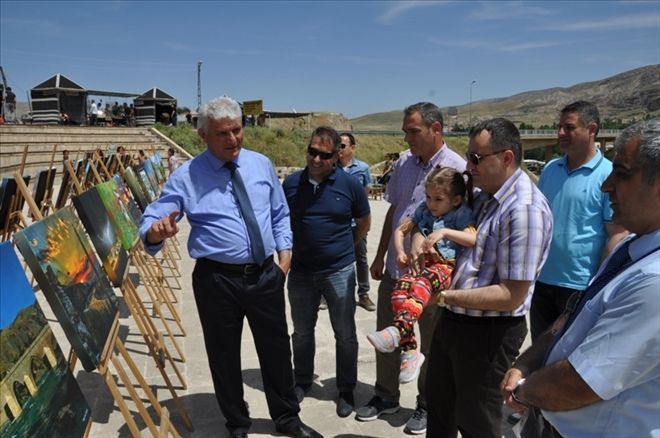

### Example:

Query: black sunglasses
xmin=307 ymin=146 xmax=336 ymax=160
xmin=340 ymin=144 xmax=349 ymax=149
xmin=465 ymin=150 xmax=507 ymax=165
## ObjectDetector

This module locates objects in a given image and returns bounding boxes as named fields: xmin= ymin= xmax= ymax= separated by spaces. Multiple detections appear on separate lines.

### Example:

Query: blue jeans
xmin=288 ymin=263 xmax=358 ymax=393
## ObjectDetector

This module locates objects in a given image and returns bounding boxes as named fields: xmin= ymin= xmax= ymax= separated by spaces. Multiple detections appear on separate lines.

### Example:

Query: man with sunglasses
xmin=338 ymin=132 xmax=376 ymax=312
xmin=282 ymin=126 xmax=371 ymax=419
xmin=425 ymin=118 xmax=553 ymax=437
xmin=356 ymin=102 xmax=465 ymax=435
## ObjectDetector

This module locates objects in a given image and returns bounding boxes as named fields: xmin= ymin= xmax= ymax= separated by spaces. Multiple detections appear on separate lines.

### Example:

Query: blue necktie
xmin=544 ymin=238 xmax=633 ymax=363
xmin=225 ymin=161 xmax=266 ymax=265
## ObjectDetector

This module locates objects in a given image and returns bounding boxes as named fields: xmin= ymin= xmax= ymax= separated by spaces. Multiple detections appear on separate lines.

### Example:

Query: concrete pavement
xmin=75 ymin=196 xmax=525 ymax=437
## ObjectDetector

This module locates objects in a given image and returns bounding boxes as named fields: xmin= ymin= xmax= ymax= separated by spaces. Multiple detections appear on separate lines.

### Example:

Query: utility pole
xmin=469 ymin=80 xmax=477 ymax=128
xmin=197 ymin=60 xmax=203 ymax=111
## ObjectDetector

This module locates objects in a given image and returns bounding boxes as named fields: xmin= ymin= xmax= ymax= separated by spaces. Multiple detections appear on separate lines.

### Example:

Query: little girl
xmin=367 ymin=166 xmax=476 ymax=383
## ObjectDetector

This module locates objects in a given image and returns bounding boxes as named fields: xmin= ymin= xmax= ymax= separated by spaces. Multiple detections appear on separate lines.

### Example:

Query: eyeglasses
xmin=465 ymin=150 xmax=507 ymax=165
xmin=340 ymin=144 xmax=348 ymax=149
xmin=307 ymin=146 xmax=336 ymax=160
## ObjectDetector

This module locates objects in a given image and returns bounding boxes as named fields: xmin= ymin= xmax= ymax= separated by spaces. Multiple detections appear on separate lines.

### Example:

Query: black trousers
xmin=192 ymin=258 xmax=300 ymax=435
xmin=426 ymin=310 xmax=527 ymax=438
xmin=529 ymin=282 xmax=580 ymax=341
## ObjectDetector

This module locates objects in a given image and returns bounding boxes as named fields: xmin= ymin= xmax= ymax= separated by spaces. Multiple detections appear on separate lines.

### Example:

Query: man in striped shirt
xmin=425 ymin=118 xmax=553 ymax=438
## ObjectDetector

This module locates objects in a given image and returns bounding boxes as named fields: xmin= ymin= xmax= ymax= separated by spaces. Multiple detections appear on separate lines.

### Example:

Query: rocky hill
xmin=351 ymin=64 xmax=660 ymax=130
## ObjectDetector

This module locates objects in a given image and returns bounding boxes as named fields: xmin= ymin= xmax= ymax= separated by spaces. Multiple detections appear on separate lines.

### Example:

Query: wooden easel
xmin=120 ymin=271 xmax=193 ymax=431
xmin=15 ymin=171 xmax=192 ymax=433
xmin=63 ymin=165 xmax=187 ymax=361
xmin=35 ymin=144 xmax=58 ymax=217
xmin=130 ymin=246 xmax=187 ymax=352
xmin=99 ymin=316 xmax=181 ymax=437
xmin=115 ymin=157 xmax=183 ymax=293
xmin=2 ymin=148 xmax=30 ymax=241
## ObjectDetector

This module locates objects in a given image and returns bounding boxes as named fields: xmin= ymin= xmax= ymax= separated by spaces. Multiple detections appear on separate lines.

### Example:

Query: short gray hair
xmin=614 ymin=118 xmax=660 ymax=184
xmin=198 ymin=96 xmax=242 ymax=131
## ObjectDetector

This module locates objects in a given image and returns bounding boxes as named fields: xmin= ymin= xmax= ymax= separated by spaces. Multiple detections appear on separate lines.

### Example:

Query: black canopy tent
xmin=30 ymin=74 xmax=86 ymax=124
xmin=134 ymin=87 xmax=176 ymax=126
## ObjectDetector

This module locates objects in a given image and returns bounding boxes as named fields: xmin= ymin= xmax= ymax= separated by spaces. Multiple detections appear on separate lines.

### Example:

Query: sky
xmin=1 ymin=1 xmax=659 ymax=118
xmin=0 ymin=242 xmax=38 ymax=329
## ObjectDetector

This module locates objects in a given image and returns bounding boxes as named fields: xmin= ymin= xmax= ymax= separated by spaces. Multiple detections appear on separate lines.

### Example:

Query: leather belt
xmin=198 ymin=255 xmax=274 ymax=275
xmin=442 ymin=310 xmax=524 ymax=325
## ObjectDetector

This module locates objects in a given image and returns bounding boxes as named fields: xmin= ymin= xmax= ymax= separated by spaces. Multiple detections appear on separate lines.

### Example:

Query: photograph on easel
xmin=96 ymin=179 xmax=139 ymax=250
xmin=31 ymin=168 xmax=57 ymax=216
xmin=112 ymin=174 xmax=142 ymax=226
xmin=0 ymin=176 xmax=31 ymax=234
xmin=0 ymin=242 xmax=92 ymax=437
xmin=142 ymin=159 xmax=160 ymax=196
xmin=136 ymin=166 xmax=157 ymax=203
xmin=55 ymin=163 xmax=73 ymax=210
xmin=72 ymin=188 xmax=129 ymax=288
xmin=14 ymin=207 xmax=120 ymax=372
xmin=150 ymin=153 xmax=167 ymax=184
xmin=123 ymin=167 xmax=149 ymax=212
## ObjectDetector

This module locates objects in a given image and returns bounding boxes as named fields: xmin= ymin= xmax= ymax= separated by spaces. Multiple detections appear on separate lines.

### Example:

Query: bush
xmin=153 ymin=124 xmax=468 ymax=168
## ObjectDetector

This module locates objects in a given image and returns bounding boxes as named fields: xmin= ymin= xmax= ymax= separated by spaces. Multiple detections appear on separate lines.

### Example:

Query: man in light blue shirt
xmin=502 ymin=119 xmax=660 ymax=438
xmin=531 ymin=101 xmax=627 ymax=341
xmin=139 ymin=96 xmax=322 ymax=438
xmin=339 ymin=132 xmax=376 ymax=312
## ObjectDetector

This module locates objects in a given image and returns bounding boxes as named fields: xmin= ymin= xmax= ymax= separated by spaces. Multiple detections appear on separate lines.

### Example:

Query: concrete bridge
xmin=353 ymin=129 xmax=623 ymax=161
xmin=0 ymin=327 xmax=59 ymax=427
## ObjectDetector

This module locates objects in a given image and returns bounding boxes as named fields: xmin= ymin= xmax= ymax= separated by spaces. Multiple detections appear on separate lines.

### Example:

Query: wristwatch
xmin=512 ymin=378 xmax=529 ymax=406
xmin=437 ymin=291 xmax=447 ymax=307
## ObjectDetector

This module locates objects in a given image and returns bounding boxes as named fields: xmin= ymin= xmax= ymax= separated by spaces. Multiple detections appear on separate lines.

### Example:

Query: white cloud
xmin=470 ymin=1 xmax=554 ymax=20
xmin=377 ymin=1 xmax=452 ymax=24
xmin=429 ymin=38 xmax=562 ymax=52
xmin=539 ymin=12 xmax=659 ymax=31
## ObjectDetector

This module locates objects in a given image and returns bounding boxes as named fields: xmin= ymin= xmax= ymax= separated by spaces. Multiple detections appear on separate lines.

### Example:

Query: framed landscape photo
xmin=112 ymin=175 xmax=142 ymax=226
xmin=123 ymin=167 xmax=149 ymax=212
xmin=142 ymin=159 xmax=160 ymax=196
xmin=96 ymin=179 xmax=139 ymax=250
xmin=14 ymin=207 xmax=120 ymax=372
xmin=154 ymin=152 xmax=167 ymax=181
xmin=136 ymin=166 xmax=156 ymax=203
xmin=72 ymin=188 xmax=129 ymax=287
xmin=0 ymin=242 xmax=92 ymax=438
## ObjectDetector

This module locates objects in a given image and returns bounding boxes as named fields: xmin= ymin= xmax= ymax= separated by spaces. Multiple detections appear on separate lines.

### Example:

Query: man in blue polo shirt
xmin=283 ymin=126 xmax=371 ymax=419
xmin=530 ymin=101 xmax=627 ymax=341
xmin=339 ymin=132 xmax=376 ymax=312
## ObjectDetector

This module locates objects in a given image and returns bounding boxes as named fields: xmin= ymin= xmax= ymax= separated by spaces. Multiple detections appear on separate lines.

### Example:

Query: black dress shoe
xmin=336 ymin=391 xmax=354 ymax=418
xmin=275 ymin=421 xmax=323 ymax=438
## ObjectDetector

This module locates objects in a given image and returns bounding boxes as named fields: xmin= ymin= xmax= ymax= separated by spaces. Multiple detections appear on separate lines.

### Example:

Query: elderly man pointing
xmin=140 ymin=96 xmax=322 ymax=438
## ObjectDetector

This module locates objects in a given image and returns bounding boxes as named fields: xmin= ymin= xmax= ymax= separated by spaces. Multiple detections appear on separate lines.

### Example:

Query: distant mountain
xmin=351 ymin=64 xmax=660 ymax=130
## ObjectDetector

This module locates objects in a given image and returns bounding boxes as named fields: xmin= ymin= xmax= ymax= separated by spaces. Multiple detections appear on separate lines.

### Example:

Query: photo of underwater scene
xmin=0 ymin=242 xmax=92 ymax=437
xmin=13 ymin=206 xmax=119 ymax=371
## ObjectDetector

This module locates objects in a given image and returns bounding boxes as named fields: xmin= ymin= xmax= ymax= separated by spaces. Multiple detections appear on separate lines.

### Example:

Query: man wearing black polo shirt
xmin=283 ymin=126 xmax=371 ymax=419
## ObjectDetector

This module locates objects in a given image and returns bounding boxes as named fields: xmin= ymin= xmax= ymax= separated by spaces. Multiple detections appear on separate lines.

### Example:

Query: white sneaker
xmin=399 ymin=350 xmax=425 ymax=384
xmin=366 ymin=326 xmax=400 ymax=353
